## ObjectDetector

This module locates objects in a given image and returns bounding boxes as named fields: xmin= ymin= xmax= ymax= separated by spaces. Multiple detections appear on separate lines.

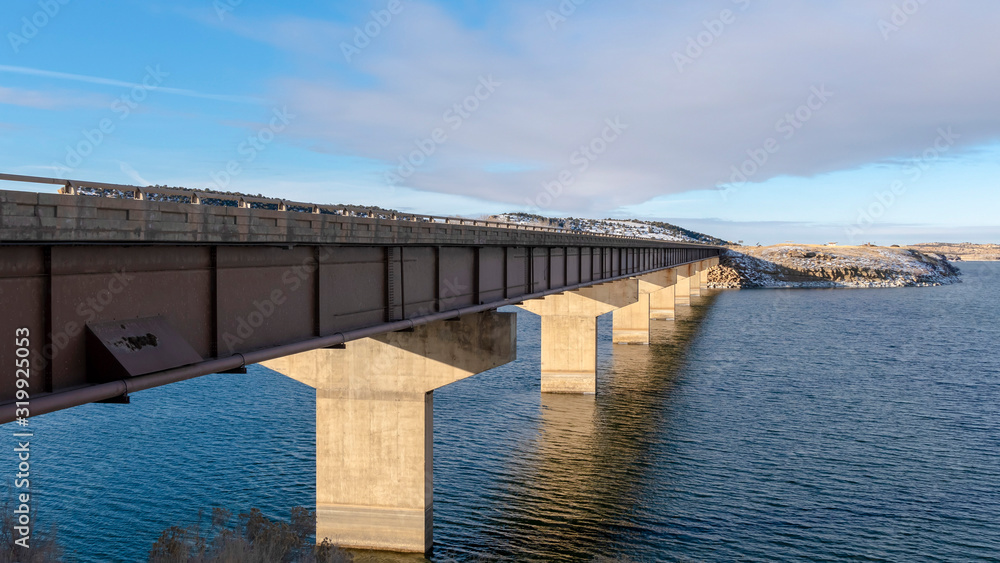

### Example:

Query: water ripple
xmin=3 ymin=264 xmax=999 ymax=562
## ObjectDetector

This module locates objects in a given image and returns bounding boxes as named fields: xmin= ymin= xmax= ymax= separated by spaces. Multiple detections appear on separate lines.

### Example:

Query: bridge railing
xmin=0 ymin=173 xmax=646 ymax=240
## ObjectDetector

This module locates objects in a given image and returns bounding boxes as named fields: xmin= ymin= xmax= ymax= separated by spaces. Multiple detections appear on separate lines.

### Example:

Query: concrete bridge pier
xmin=698 ymin=257 xmax=718 ymax=291
xmin=649 ymin=268 xmax=679 ymax=320
xmin=519 ymin=280 xmax=638 ymax=393
xmin=675 ymin=263 xmax=697 ymax=305
xmin=261 ymin=311 xmax=516 ymax=553
xmin=650 ymin=284 xmax=677 ymax=320
xmin=612 ymin=269 xmax=677 ymax=344
xmin=688 ymin=263 xmax=703 ymax=299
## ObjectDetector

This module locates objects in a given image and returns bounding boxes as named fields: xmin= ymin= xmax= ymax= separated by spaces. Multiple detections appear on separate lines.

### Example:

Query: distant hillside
xmin=72 ymin=183 xmax=402 ymax=216
xmin=905 ymin=242 xmax=1000 ymax=261
xmin=491 ymin=213 xmax=730 ymax=245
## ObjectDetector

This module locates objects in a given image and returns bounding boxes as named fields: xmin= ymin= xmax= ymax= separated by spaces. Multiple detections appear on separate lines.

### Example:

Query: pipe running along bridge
xmin=0 ymin=173 xmax=721 ymax=553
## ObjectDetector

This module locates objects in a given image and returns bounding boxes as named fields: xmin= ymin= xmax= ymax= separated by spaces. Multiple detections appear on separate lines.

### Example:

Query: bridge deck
xmin=0 ymin=180 xmax=721 ymax=421
xmin=0 ymin=174 xmax=687 ymax=247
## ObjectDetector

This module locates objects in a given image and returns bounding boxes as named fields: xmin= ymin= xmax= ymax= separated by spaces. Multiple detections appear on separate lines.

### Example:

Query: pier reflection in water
xmin=493 ymin=295 xmax=717 ymax=561
xmin=414 ymin=294 xmax=719 ymax=562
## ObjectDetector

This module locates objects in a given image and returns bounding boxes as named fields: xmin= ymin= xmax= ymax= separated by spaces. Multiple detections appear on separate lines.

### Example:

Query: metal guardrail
xmin=0 ymin=172 xmax=648 ymax=240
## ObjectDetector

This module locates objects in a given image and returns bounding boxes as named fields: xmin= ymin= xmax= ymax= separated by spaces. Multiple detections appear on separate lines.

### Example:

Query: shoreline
xmin=947 ymin=258 xmax=999 ymax=262
xmin=706 ymin=244 xmax=962 ymax=289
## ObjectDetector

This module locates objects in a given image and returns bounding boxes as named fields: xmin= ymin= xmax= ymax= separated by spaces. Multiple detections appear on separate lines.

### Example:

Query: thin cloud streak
xmin=0 ymin=86 xmax=107 ymax=110
xmin=0 ymin=65 xmax=265 ymax=105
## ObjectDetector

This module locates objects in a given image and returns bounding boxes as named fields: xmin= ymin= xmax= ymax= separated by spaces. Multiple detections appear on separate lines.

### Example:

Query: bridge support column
xmin=699 ymin=258 xmax=716 ymax=291
xmin=650 ymin=285 xmax=676 ymax=320
xmin=260 ymin=312 xmax=516 ymax=553
xmin=611 ymin=293 xmax=650 ymax=344
xmin=675 ymin=264 xmax=696 ymax=305
xmin=612 ymin=269 xmax=676 ymax=344
xmin=689 ymin=263 xmax=702 ymax=298
xmin=519 ymin=280 xmax=638 ymax=393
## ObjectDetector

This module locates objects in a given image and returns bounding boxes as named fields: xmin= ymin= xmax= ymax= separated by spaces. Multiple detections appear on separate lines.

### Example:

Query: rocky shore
xmin=707 ymin=245 xmax=961 ymax=289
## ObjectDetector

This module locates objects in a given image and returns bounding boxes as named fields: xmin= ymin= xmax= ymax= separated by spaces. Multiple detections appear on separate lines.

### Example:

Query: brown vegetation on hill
xmin=905 ymin=243 xmax=1000 ymax=261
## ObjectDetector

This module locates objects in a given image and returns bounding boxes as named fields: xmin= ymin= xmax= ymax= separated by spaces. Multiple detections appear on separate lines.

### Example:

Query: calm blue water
xmin=5 ymin=263 xmax=999 ymax=562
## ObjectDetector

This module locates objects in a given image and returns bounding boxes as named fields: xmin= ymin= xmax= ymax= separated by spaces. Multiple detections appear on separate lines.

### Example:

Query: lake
xmin=8 ymin=262 xmax=999 ymax=562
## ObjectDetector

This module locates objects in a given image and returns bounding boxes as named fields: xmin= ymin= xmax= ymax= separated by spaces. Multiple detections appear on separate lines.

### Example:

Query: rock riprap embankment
xmin=707 ymin=245 xmax=961 ymax=289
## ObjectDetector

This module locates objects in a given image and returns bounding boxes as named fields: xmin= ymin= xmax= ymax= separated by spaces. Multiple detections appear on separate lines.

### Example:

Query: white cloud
xmin=203 ymin=1 xmax=1000 ymax=213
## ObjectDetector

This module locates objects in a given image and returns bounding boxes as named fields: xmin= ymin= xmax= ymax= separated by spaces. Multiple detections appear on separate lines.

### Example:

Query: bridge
xmin=0 ymin=174 xmax=721 ymax=553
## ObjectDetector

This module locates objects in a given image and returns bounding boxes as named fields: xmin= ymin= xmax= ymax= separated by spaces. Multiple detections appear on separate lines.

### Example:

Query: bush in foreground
xmin=0 ymin=503 xmax=63 ymax=563
xmin=148 ymin=507 xmax=351 ymax=563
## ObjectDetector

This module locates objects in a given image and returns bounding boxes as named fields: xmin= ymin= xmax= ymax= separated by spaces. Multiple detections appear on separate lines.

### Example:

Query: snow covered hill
xmin=490 ymin=213 xmax=729 ymax=245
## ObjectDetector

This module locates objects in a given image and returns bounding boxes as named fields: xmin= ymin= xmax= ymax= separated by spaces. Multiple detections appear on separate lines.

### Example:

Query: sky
xmin=1 ymin=0 xmax=998 ymax=245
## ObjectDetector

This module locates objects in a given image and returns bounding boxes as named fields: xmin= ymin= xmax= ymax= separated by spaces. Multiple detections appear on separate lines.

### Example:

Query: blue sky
xmin=1 ymin=0 xmax=998 ymax=245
